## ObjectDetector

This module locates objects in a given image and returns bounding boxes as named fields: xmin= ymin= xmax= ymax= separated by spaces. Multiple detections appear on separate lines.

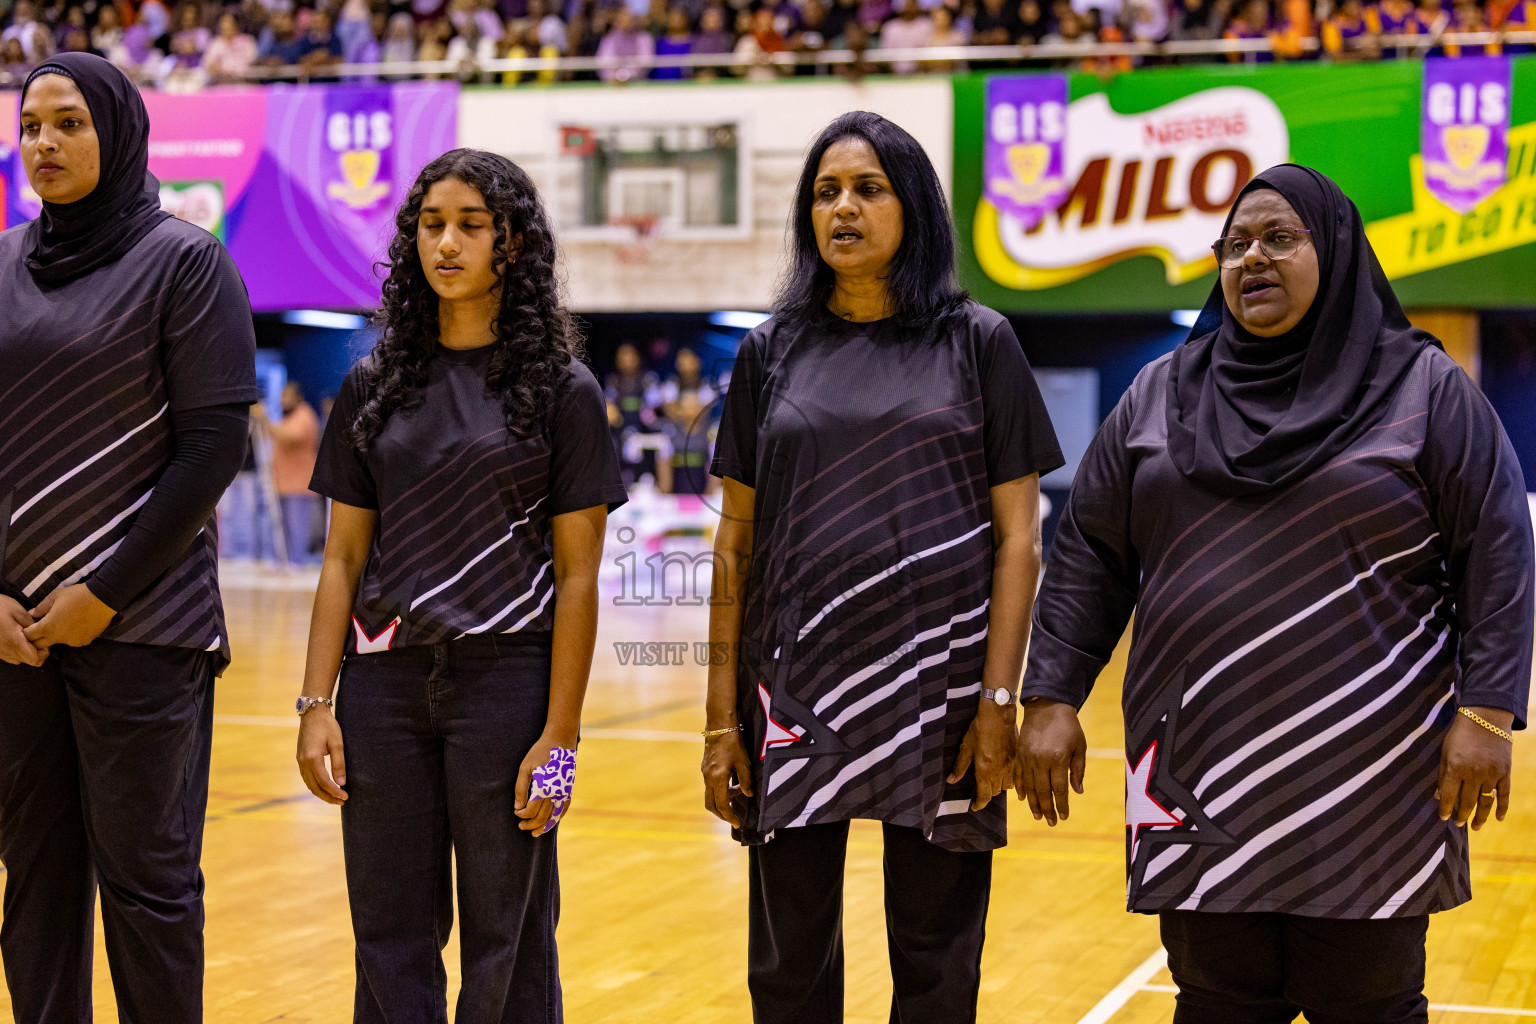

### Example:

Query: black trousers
xmin=337 ymin=636 xmax=561 ymax=1024
xmin=0 ymin=640 xmax=215 ymax=1024
xmin=747 ymin=819 xmax=992 ymax=1024
xmin=1160 ymin=910 xmax=1431 ymax=1024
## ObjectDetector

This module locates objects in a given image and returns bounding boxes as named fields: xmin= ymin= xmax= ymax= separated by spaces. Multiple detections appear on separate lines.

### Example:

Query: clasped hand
xmin=0 ymin=585 xmax=117 ymax=666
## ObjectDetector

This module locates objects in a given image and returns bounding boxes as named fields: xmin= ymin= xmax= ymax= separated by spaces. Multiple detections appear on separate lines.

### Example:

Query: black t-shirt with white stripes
xmin=1026 ymin=348 xmax=1533 ymax=918
xmin=312 ymin=347 xmax=627 ymax=655
xmin=710 ymin=302 xmax=1064 ymax=853
xmin=0 ymin=217 xmax=258 ymax=667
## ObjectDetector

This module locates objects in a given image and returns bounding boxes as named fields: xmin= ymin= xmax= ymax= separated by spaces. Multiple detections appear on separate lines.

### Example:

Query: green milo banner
xmin=955 ymin=58 xmax=1536 ymax=312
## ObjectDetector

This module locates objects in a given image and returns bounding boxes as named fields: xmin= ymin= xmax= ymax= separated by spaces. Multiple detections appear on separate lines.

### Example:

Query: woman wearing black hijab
xmin=1016 ymin=164 xmax=1532 ymax=1021
xmin=1 ymin=53 xmax=256 ymax=1022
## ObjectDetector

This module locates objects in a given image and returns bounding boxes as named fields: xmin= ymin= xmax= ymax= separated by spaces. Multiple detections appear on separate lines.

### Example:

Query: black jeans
xmin=0 ymin=640 xmax=215 ymax=1024
xmin=336 ymin=635 xmax=561 ymax=1024
xmin=747 ymin=819 xmax=992 ymax=1024
xmin=1160 ymin=910 xmax=1431 ymax=1023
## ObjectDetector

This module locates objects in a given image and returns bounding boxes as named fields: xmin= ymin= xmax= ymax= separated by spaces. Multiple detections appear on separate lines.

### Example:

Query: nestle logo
xmin=1143 ymin=111 xmax=1250 ymax=148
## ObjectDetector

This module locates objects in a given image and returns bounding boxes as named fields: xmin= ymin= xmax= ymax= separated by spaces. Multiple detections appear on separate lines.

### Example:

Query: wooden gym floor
xmin=2 ymin=579 xmax=1533 ymax=1023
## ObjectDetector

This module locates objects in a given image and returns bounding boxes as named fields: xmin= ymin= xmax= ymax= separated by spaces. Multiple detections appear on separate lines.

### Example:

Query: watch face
xmin=993 ymin=689 xmax=1011 ymax=706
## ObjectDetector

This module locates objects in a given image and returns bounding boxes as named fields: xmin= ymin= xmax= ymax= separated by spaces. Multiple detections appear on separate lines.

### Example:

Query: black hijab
xmin=20 ymin=52 xmax=171 ymax=285
xmin=1165 ymin=163 xmax=1438 ymax=497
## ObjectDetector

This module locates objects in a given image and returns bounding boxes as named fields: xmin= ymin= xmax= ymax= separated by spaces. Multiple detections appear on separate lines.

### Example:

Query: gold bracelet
xmin=701 ymin=724 xmax=743 ymax=738
xmin=1458 ymin=707 xmax=1513 ymax=742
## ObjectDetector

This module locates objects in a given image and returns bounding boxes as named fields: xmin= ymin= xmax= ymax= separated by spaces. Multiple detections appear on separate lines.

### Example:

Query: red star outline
xmin=1126 ymin=740 xmax=1183 ymax=852
xmin=756 ymin=682 xmax=803 ymax=760
xmin=352 ymin=615 xmax=400 ymax=654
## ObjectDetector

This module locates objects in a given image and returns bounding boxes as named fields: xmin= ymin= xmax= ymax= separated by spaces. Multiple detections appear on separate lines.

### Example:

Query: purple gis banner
xmin=984 ymin=75 xmax=1069 ymax=231
xmin=1421 ymin=56 xmax=1511 ymax=214
xmin=232 ymin=82 xmax=458 ymax=310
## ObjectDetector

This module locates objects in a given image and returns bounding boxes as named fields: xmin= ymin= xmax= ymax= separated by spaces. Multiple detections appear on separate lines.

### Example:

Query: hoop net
xmin=611 ymin=215 xmax=660 ymax=265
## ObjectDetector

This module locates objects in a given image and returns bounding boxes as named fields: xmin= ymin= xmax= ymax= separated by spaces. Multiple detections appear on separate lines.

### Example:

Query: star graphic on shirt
xmin=1126 ymin=739 xmax=1183 ymax=856
xmin=757 ymin=682 xmax=805 ymax=759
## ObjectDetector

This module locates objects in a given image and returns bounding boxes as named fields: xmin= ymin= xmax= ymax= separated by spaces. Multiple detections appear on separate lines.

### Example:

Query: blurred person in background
xmin=925 ymin=4 xmax=968 ymax=67
xmin=1 ymin=34 xmax=27 ymax=73
xmin=57 ymin=24 xmax=92 ymax=52
xmin=1040 ymin=7 xmax=1097 ymax=63
xmin=879 ymin=0 xmax=933 ymax=72
xmin=529 ymin=0 xmax=568 ymax=51
xmin=1170 ymin=0 xmax=1224 ymax=40
xmin=1128 ymin=0 xmax=1169 ymax=40
xmin=166 ymin=2 xmax=210 ymax=74
xmin=1267 ymin=0 xmax=1310 ymax=56
xmin=90 ymin=4 xmax=124 ymax=53
xmin=335 ymin=0 xmax=377 ymax=61
xmin=1323 ymin=0 xmax=1381 ymax=55
xmin=788 ymin=0 xmax=830 ymax=74
xmin=659 ymin=346 xmax=717 ymax=420
xmin=2 ymin=0 xmax=40 ymax=59
xmin=690 ymin=3 xmax=733 ymax=75
xmin=52 ymin=4 xmax=85 ymax=48
xmin=652 ymin=6 xmax=693 ymax=78
xmin=605 ymin=341 xmax=662 ymax=486
xmin=203 ymin=10 xmax=258 ymax=76
xmin=1441 ymin=0 xmax=1499 ymax=55
xmin=596 ymin=6 xmax=652 ymax=80
xmin=734 ymin=6 xmax=784 ymax=78
xmin=1223 ymin=0 xmax=1272 ymax=60
xmin=139 ymin=0 xmax=171 ymax=43
xmin=257 ymin=7 xmax=305 ymax=63
xmin=260 ymin=381 xmax=322 ymax=566
xmin=381 ymin=10 xmax=419 ymax=62
xmin=299 ymin=7 xmax=345 ymax=75
xmin=970 ymin=0 xmax=1022 ymax=46
xmin=27 ymin=19 xmax=52 ymax=59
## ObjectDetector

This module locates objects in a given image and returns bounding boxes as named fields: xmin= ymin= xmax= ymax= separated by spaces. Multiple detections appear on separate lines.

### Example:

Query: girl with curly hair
xmin=294 ymin=148 xmax=626 ymax=1023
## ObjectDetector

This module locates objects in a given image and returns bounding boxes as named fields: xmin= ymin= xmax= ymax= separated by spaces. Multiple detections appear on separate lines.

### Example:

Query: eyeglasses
xmin=1212 ymin=227 xmax=1313 ymax=269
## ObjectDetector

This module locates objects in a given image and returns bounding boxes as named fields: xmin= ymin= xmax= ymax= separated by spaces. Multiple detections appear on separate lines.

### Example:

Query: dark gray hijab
xmin=20 ymin=52 xmax=170 ymax=285
xmin=1165 ymin=164 xmax=1438 ymax=497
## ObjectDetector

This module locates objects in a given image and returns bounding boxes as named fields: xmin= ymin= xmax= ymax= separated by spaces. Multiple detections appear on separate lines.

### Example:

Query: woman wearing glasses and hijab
xmin=1017 ymin=164 xmax=1532 ymax=1022
xmin=1 ymin=53 xmax=256 ymax=1022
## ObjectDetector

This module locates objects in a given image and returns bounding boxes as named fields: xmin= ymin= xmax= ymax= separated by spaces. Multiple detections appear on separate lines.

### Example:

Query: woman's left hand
xmin=1437 ymin=707 xmax=1515 ymax=830
xmin=516 ymin=733 xmax=577 ymax=838
xmin=948 ymin=702 xmax=1016 ymax=811
xmin=24 ymin=584 xmax=117 ymax=650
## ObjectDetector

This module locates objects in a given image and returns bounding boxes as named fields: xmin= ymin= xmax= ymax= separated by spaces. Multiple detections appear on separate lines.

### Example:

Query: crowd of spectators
xmin=1 ymin=0 xmax=1532 ymax=87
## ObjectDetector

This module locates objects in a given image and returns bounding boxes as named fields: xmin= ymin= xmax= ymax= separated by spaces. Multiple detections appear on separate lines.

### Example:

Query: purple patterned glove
xmin=528 ymin=746 xmax=576 ymax=831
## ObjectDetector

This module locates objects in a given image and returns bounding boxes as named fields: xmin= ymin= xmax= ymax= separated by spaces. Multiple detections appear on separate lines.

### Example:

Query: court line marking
xmin=212 ymin=715 xmax=1125 ymax=758
xmin=1139 ymin=984 xmax=1536 ymax=1017
xmin=1088 ymin=954 xmax=1536 ymax=1021
xmin=1075 ymin=947 xmax=1168 ymax=1024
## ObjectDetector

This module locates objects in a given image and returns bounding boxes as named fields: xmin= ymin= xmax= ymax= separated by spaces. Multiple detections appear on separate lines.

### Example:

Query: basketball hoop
xmin=611 ymin=215 xmax=660 ymax=265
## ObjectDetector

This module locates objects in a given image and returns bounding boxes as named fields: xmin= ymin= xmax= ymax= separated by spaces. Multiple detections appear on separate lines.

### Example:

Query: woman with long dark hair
xmin=295 ymin=148 xmax=626 ymax=1023
xmin=1018 ymin=165 xmax=1533 ymax=1021
xmin=702 ymin=110 xmax=1063 ymax=1022
xmin=1 ymin=53 xmax=256 ymax=1022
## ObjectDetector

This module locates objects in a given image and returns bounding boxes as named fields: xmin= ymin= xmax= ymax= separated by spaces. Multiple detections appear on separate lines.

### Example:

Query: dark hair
xmin=352 ymin=148 xmax=582 ymax=452
xmin=773 ymin=111 xmax=968 ymax=333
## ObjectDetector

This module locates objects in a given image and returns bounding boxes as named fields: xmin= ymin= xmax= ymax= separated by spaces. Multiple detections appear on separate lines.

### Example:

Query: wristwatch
xmin=296 ymin=696 xmax=335 ymax=715
xmin=981 ymin=687 xmax=1014 ymax=707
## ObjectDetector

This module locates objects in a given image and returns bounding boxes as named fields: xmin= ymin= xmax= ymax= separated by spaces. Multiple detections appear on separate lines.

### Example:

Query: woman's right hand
xmin=296 ymin=708 xmax=348 ymax=805
xmin=0 ymin=596 xmax=47 ymax=668
xmin=1015 ymin=699 xmax=1087 ymax=826
xmin=701 ymin=729 xmax=754 ymax=828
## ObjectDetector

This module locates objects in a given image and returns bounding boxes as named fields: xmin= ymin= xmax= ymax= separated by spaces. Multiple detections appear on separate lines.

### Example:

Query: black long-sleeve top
xmin=1022 ymin=346 xmax=1533 ymax=919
